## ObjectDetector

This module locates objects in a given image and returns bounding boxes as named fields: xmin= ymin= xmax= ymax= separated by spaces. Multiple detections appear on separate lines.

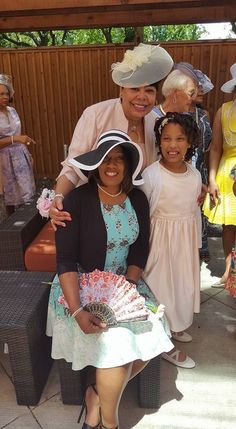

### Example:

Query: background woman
xmin=203 ymin=63 xmax=236 ymax=287
xmin=49 ymin=43 xmax=173 ymax=227
xmin=46 ymin=129 xmax=173 ymax=429
xmin=153 ymin=68 xmax=198 ymax=118
xmin=189 ymin=67 xmax=214 ymax=262
xmin=0 ymin=74 xmax=36 ymax=216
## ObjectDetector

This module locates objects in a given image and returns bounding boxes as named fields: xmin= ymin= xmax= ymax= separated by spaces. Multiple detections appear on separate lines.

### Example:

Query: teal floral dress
xmin=46 ymin=198 xmax=172 ymax=370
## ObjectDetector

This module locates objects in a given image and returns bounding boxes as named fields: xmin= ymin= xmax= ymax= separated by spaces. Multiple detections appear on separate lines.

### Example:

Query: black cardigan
xmin=56 ymin=180 xmax=150 ymax=275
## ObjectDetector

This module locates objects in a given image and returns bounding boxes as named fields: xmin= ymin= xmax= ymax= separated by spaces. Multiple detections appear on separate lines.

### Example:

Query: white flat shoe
xmin=162 ymin=350 xmax=195 ymax=369
xmin=172 ymin=332 xmax=192 ymax=343
xmin=211 ymin=280 xmax=225 ymax=288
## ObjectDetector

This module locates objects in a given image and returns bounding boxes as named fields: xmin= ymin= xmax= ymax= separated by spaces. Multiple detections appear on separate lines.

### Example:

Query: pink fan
xmin=59 ymin=270 xmax=149 ymax=326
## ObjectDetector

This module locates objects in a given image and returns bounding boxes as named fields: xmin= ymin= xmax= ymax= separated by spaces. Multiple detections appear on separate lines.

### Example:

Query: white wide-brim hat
xmin=69 ymin=129 xmax=144 ymax=186
xmin=111 ymin=43 xmax=173 ymax=88
xmin=221 ymin=63 xmax=236 ymax=93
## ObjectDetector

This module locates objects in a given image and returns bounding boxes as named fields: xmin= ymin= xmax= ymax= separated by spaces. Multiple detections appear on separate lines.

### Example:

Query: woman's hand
xmin=208 ymin=181 xmax=221 ymax=207
xmin=15 ymin=135 xmax=36 ymax=146
xmin=49 ymin=196 xmax=72 ymax=231
xmin=75 ymin=310 xmax=106 ymax=334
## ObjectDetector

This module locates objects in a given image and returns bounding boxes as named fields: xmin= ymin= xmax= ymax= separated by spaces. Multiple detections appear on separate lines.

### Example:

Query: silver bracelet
xmin=54 ymin=193 xmax=64 ymax=200
xmin=71 ymin=306 xmax=83 ymax=318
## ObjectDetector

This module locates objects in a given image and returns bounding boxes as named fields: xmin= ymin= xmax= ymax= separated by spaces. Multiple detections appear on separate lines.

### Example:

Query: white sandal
xmin=171 ymin=331 xmax=192 ymax=343
xmin=162 ymin=350 xmax=195 ymax=369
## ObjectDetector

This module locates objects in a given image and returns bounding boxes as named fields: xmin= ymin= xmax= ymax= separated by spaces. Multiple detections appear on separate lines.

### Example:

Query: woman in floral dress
xmin=0 ymin=74 xmax=36 ymax=215
xmin=46 ymin=129 xmax=173 ymax=429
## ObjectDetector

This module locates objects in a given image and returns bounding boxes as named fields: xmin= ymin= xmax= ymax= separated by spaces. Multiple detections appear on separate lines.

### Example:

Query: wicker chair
xmin=0 ymin=271 xmax=54 ymax=405
xmin=0 ymin=200 xmax=46 ymax=270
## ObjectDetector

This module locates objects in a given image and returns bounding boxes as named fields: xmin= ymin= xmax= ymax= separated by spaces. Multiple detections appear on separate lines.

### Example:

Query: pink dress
xmin=141 ymin=161 xmax=202 ymax=332
xmin=0 ymin=107 xmax=35 ymax=206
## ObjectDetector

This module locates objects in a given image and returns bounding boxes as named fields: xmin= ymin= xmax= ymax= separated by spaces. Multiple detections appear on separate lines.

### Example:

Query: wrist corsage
xmin=36 ymin=188 xmax=55 ymax=218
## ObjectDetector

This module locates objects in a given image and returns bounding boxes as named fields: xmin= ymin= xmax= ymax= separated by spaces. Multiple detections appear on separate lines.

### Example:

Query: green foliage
xmin=144 ymin=24 xmax=204 ymax=41
xmin=0 ymin=24 xmax=204 ymax=48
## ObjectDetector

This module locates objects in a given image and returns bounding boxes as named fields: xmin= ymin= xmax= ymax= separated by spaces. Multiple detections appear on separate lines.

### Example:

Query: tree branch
xmin=0 ymin=33 xmax=31 ymax=47
xmin=62 ymin=30 xmax=69 ymax=44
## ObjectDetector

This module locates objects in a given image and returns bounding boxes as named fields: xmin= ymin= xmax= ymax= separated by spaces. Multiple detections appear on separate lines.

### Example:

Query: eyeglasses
xmin=185 ymin=89 xmax=197 ymax=98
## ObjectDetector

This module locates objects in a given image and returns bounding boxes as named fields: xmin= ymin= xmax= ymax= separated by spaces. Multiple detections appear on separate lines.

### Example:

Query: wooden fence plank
xmin=0 ymin=41 xmax=235 ymax=179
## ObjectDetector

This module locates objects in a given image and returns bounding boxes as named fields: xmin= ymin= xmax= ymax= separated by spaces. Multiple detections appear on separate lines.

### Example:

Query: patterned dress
xmin=203 ymin=101 xmax=236 ymax=225
xmin=0 ymin=106 xmax=35 ymax=206
xmin=190 ymin=107 xmax=212 ymax=255
xmin=46 ymin=198 xmax=173 ymax=370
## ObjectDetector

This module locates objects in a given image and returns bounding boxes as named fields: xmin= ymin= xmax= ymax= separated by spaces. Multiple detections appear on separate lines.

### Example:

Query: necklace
xmin=97 ymin=184 xmax=123 ymax=198
xmin=128 ymin=121 xmax=142 ymax=143
xmin=159 ymin=104 xmax=166 ymax=115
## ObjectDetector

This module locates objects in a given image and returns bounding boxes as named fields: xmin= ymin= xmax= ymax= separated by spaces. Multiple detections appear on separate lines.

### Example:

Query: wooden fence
xmin=0 ymin=40 xmax=235 ymax=179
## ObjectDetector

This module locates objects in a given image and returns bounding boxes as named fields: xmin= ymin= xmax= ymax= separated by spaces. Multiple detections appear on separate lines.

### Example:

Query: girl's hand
xmin=75 ymin=310 xmax=106 ymax=334
xmin=197 ymin=184 xmax=208 ymax=206
xmin=49 ymin=197 xmax=72 ymax=231
xmin=15 ymin=135 xmax=36 ymax=146
xmin=208 ymin=182 xmax=221 ymax=207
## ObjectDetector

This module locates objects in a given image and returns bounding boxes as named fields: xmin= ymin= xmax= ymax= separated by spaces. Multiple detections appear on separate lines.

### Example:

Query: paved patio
xmin=1 ymin=237 xmax=236 ymax=429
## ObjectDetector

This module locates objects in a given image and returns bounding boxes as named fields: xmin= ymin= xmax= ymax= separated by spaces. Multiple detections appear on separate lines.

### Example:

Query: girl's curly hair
xmin=154 ymin=112 xmax=201 ymax=161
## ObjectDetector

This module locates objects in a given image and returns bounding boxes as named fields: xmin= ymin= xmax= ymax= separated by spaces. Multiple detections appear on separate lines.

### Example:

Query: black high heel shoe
xmin=78 ymin=384 xmax=101 ymax=429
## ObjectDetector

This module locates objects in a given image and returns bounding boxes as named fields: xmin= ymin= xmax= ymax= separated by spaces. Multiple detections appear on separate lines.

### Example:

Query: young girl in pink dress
xmin=141 ymin=112 xmax=202 ymax=368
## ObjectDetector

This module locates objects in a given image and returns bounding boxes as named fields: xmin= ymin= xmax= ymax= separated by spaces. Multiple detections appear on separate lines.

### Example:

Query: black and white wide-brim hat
xmin=69 ymin=129 xmax=144 ymax=186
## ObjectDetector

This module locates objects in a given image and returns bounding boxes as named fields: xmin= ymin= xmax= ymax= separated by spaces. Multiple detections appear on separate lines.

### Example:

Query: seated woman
xmin=46 ymin=129 xmax=173 ymax=429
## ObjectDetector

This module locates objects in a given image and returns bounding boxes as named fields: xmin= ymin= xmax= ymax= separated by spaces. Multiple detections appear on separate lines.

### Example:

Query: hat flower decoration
xmin=112 ymin=44 xmax=153 ymax=74
xmin=111 ymin=43 xmax=173 ymax=88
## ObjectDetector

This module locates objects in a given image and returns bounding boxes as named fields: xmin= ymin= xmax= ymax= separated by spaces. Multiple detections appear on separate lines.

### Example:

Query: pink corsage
xmin=36 ymin=188 xmax=55 ymax=218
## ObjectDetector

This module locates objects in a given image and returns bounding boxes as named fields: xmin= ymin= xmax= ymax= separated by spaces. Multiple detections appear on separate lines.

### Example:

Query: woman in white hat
xmin=46 ymin=129 xmax=173 ymax=429
xmin=203 ymin=63 xmax=236 ymax=287
xmin=48 ymin=43 xmax=173 ymax=227
xmin=0 ymin=74 xmax=36 ymax=215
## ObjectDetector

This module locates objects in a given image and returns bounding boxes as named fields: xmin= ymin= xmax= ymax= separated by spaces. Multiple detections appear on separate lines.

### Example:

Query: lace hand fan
xmin=58 ymin=270 xmax=149 ymax=327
